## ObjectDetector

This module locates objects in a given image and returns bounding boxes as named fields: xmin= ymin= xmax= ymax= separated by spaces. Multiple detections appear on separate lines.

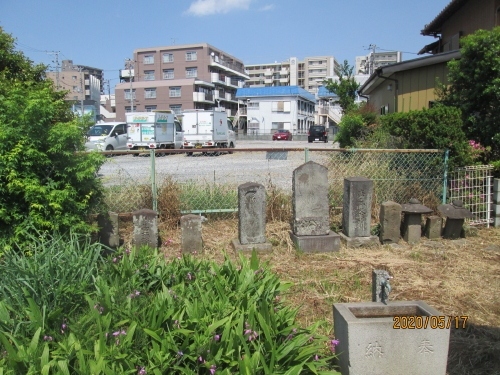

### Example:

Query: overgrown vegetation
xmin=0 ymin=27 xmax=105 ymax=249
xmin=0 ymin=232 xmax=339 ymax=374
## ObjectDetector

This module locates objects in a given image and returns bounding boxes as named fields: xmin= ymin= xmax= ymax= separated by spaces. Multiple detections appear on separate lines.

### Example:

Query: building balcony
xmin=209 ymin=56 xmax=248 ymax=79
xmin=264 ymin=70 xmax=273 ymax=76
xmin=279 ymin=77 xmax=289 ymax=83
xmin=280 ymin=69 xmax=289 ymax=75
xmin=193 ymin=92 xmax=214 ymax=102
xmin=264 ymin=78 xmax=273 ymax=84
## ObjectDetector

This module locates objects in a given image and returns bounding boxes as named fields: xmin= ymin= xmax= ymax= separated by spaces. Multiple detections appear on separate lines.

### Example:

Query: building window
xmin=145 ymin=105 xmax=157 ymax=112
xmin=72 ymin=76 xmax=77 ymax=80
xmin=163 ymin=69 xmax=174 ymax=79
xmin=247 ymin=102 xmax=259 ymax=108
xmin=380 ymin=104 xmax=389 ymax=115
xmin=73 ymin=86 xmax=78 ymax=91
xmin=186 ymin=67 xmax=197 ymax=78
xmin=144 ymin=70 xmax=155 ymax=80
xmin=125 ymin=106 xmax=132 ymax=113
xmin=163 ymin=53 xmax=174 ymax=63
xmin=169 ymin=87 xmax=181 ymax=97
xmin=144 ymin=55 xmax=154 ymax=64
xmin=124 ymin=89 xmax=136 ymax=100
xmin=186 ymin=51 xmax=197 ymax=61
xmin=170 ymin=105 xmax=181 ymax=114
xmin=145 ymin=88 xmax=157 ymax=99
xmin=271 ymin=122 xmax=284 ymax=130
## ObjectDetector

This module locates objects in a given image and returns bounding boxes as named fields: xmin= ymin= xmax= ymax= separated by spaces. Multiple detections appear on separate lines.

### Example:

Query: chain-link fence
xmin=94 ymin=148 xmax=446 ymax=225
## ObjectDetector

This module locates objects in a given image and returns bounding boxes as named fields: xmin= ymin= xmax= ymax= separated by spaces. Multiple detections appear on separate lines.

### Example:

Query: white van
xmin=85 ymin=122 xmax=128 ymax=152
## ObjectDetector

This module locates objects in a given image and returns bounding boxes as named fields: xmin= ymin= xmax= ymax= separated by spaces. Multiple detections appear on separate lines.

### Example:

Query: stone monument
xmin=132 ymin=209 xmax=158 ymax=249
xmin=493 ymin=178 xmax=499 ymax=227
xmin=379 ymin=201 xmax=402 ymax=244
xmin=289 ymin=161 xmax=340 ymax=252
xmin=97 ymin=211 xmax=120 ymax=249
xmin=424 ymin=215 xmax=443 ymax=239
xmin=232 ymin=182 xmax=272 ymax=252
xmin=181 ymin=214 xmax=203 ymax=253
xmin=340 ymin=177 xmax=379 ymax=247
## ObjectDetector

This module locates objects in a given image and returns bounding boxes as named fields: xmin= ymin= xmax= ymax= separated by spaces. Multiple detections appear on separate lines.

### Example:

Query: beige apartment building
xmin=245 ymin=56 xmax=340 ymax=95
xmin=355 ymin=51 xmax=403 ymax=75
xmin=115 ymin=43 xmax=248 ymax=121
xmin=46 ymin=59 xmax=102 ymax=120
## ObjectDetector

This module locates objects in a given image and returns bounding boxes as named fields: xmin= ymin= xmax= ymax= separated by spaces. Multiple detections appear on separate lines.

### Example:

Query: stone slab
xmin=333 ymin=301 xmax=450 ymax=375
xmin=402 ymin=213 xmax=423 ymax=244
xmin=97 ymin=211 xmax=120 ymax=248
xmin=492 ymin=204 xmax=500 ymax=217
xmin=442 ymin=218 xmax=465 ymax=240
xmin=342 ymin=177 xmax=373 ymax=238
xmin=231 ymin=239 xmax=272 ymax=252
xmin=181 ymin=214 xmax=203 ymax=253
xmin=492 ymin=191 xmax=500 ymax=204
xmin=339 ymin=232 xmax=379 ymax=248
xmin=379 ymin=201 xmax=401 ymax=244
xmin=495 ymin=216 xmax=500 ymax=228
xmin=292 ymin=161 xmax=330 ymax=236
xmin=494 ymin=178 xmax=500 ymax=192
xmin=424 ymin=215 xmax=442 ymax=239
xmin=132 ymin=209 xmax=158 ymax=249
xmin=289 ymin=230 xmax=340 ymax=253
xmin=238 ymin=182 xmax=267 ymax=245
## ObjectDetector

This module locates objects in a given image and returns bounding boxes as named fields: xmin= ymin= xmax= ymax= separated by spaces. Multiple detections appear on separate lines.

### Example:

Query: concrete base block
xmin=231 ymin=239 xmax=272 ymax=252
xmin=289 ymin=230 xmax=340 ymax=253
xmin=424 ymin=215 xmax=442 ymax=239
xmin=494 ymin=216 xmax=500 ymax=228
xmin=333 ymin=301 xmax=450 ymax=375
xmin=339 ymin=232 xmax=379 ymax=248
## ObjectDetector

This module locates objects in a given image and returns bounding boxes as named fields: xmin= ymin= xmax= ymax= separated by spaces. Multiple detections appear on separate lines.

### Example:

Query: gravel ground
xmin=98 ymin=140 xmax=338 ymax=190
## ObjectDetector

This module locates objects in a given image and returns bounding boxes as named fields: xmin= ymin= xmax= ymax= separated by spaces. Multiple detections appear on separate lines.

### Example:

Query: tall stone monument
xmin=289 ymin=161 xmax=340 ymax=252
xmin=340 ymin=177 xmax=379 ymax=247
xmin=232 ymin=182 xmax=272 ymax=252
xmin=132 ymin=209 xmax=158 ymax=249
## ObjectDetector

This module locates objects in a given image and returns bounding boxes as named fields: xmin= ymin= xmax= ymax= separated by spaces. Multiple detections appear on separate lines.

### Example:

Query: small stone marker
xmin=97 ymin=211 xmax=120 ymax=248
xmin=424 ymin=215 xmax=443 ymax=239
xmin=132 ymin=209 xmax=158 ymax=249
xmin=340 ymin=177 xmax=379 ymax=247
xmin=379 ymin=201 xmax=402 ymax=244
xmin=289 ymin=161 xmax=340 ymax=252
xmin=437 ymin=200 xmax=473 ymax=239
xmin=181 ymin=214 xmax=203 ymax=253
xmin=401 ymin=198 xmax=432 ymax=244
xmin=232 ymin=182 xmax=272 ymax=252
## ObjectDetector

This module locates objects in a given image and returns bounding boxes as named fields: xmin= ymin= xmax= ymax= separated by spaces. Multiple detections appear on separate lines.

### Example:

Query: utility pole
xmin=125 ymin=59 xmax=134 ymax=111
xmin=47 ymin=51 xmax=61 ymax=89
xmin=79 ymin=66 xmax=84 ymax=116
xmin=368 ymin=44 xmax=377 ymax=75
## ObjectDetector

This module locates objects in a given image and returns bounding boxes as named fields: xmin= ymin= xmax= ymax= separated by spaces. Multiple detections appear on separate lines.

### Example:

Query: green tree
xmin=440 ymin=27 xmax=500 ymax=159
xmin=0 ymin=28 xmax=105 ymax=246
xmin=324 ymin=60 xmax=360 ymax=114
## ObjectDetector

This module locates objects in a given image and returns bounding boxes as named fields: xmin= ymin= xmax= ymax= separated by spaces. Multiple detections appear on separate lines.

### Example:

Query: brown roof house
xmin=359 ymin=0 xmax=500 ymax=114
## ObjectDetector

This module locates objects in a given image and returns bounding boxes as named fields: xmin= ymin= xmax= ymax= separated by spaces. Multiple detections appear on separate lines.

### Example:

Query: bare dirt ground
xmin=119 ymin=219 xmax=500 ymax=375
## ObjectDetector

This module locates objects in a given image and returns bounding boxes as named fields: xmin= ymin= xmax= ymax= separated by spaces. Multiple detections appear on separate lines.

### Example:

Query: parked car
xmin=308 ymin=125 xmax=328 ymax=143
xmin=85 ymin=122 xmax=128 ymax=152
xmin=272 ymin=129 xmax=293 ymax=141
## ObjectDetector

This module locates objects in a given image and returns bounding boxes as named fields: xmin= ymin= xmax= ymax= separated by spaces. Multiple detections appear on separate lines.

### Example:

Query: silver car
xmin=85 ymin=122 xmax=128 ymax=152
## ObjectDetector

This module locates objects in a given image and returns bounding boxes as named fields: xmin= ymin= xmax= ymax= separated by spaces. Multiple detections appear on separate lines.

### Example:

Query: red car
xmin=272 ymin=129 xmax=293 ymax=141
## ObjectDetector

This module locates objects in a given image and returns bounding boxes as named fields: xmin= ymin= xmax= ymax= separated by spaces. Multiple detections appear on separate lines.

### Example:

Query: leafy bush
xmin=0 ymin=28 xmax=105 ymax=248
xmin=334 ymin=114 xmax=365 ymax=148
xmin=379 ymin=105 xmax=472 ymax=168
xmin=0 ymin=241 xmax=340 ymax=374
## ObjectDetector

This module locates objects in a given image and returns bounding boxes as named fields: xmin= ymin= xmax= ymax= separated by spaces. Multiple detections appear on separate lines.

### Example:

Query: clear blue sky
xmin=1 ymin=0 xmax=448 ymax=88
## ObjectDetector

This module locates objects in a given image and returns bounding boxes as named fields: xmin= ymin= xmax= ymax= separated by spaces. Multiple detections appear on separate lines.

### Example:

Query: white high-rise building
xmin=355 ymin=51 xmax=402 ymax=75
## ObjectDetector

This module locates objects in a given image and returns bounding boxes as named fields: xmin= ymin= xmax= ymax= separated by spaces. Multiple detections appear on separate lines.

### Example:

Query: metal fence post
xmin=151 ymin=149 xmax=157 ymax=212
xmin=442 ymin=149 xmax=449 ymax=204
xmin=305 ymin=147 xmax=309 ymax=163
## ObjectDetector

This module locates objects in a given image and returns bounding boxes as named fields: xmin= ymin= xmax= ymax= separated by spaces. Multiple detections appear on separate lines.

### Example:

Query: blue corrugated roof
xmin=317 ymin=86 xmax=338 ymax=99
xmin=236 ymin=86 xmax=316 ymax=103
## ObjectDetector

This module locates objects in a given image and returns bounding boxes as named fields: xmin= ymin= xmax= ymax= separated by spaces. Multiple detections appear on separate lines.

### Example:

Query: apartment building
xmin=245 ymin=56 xmax=340 ymax=95
xmin=114 ymin=43 xmax=248 ymax=121
xmin=46 ymin=59 xmax=102 ymax=120
xmin=355 ymin=51 xmax=403 ymax=75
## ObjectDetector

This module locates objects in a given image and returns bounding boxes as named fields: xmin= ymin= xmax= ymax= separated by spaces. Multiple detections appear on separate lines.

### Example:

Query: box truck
xmin=182 ymin=109 xmax=236 ymax=154
xmin=126 ymin=111 xmax=183 ymax=155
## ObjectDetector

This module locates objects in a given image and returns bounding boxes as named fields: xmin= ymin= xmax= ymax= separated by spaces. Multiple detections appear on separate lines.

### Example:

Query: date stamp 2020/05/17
xmin=393 ymin=315 xmax=469 ymax=329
